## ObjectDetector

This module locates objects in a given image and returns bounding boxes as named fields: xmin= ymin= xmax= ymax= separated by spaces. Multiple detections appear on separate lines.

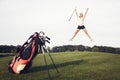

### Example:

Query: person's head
xmin=79 ymin=12 xmax=83 ymax=17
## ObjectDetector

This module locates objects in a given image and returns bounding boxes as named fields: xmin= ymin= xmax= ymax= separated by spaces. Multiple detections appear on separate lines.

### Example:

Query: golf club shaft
xmin=69 ymin=8 xmax=75 ymax=21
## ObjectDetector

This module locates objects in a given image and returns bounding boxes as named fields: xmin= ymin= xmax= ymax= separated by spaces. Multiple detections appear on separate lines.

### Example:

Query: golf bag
xmin=8 ymin=32 xmax=50 ymax=74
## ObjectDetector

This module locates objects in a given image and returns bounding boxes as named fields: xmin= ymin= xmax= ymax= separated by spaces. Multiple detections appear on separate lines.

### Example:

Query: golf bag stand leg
xmin=41 ymin=46 xmax=52 ymax=80
xmin=43 ymin=45 xmax=59 ymax=73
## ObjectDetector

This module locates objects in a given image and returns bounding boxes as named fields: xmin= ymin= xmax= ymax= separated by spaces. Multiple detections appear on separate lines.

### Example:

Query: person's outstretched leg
xmin=70 ymin=29 xmax=80 ymax=41
xmin=83 ymin=28 xmax=93 ymax=41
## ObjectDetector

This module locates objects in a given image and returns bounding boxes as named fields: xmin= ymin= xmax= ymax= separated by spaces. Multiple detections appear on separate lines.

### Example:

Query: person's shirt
xmin=77 ymin=17 xmax=84 ymax=26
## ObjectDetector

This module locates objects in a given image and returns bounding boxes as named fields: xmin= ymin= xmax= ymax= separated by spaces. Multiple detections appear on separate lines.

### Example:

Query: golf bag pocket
xmin=8 ymin=56 xmax=30 ymax=74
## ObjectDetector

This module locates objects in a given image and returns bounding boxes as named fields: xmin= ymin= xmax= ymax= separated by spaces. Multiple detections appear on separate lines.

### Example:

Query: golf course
xmin=0 ymin=52 xmax=120 ymax=80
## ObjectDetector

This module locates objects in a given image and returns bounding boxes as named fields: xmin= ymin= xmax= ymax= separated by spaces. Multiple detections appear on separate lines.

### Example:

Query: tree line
xmin=51 ymin=45 xmax=120 ymax=54
xmin=0 ymin=45 xmax=120 ymax=54
xmin=0 ymin=45 xmax=16 ymax=53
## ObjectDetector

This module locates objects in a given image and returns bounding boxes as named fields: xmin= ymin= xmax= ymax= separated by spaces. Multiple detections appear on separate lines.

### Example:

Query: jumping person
xmin=69 ymin=8 xmax=93 ymax=41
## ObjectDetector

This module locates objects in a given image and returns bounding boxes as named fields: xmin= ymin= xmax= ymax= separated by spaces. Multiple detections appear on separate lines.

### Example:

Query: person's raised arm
xmin=83 ymin=8 xmax=89 ymax=19
xmin=75 ymin=8 xmax=79 ymax=18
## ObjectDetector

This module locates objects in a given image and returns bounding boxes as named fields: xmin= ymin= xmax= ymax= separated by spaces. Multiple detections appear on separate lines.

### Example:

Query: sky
xmin=0 ymin=0 xmax=120 ymax=48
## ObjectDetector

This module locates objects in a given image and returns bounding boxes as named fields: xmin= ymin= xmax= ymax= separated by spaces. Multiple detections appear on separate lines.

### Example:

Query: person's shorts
xmin=77 ymin=25 xmax=85 ymax=29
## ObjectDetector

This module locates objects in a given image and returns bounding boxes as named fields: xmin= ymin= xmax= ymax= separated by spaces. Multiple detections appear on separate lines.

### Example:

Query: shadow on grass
xmin=27 ymin=59 xmax=84 ymax=73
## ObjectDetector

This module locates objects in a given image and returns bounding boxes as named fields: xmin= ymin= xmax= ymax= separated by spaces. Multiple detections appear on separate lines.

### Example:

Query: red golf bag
xmin=8 ymin=32 xmax=50 ymax=74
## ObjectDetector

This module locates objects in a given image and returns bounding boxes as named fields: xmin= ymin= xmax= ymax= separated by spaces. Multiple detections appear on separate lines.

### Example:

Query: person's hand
xmin=87 ymin=8 xmax=89 ymax=10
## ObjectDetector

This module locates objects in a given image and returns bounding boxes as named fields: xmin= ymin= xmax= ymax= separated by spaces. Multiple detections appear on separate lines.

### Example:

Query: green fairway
xmin=0 ymin=52 xmax=120 ymax=80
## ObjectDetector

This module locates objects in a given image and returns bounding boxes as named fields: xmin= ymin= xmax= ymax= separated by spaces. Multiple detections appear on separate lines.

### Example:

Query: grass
xmin=0 ymin=52 xmax=120 ymax=80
